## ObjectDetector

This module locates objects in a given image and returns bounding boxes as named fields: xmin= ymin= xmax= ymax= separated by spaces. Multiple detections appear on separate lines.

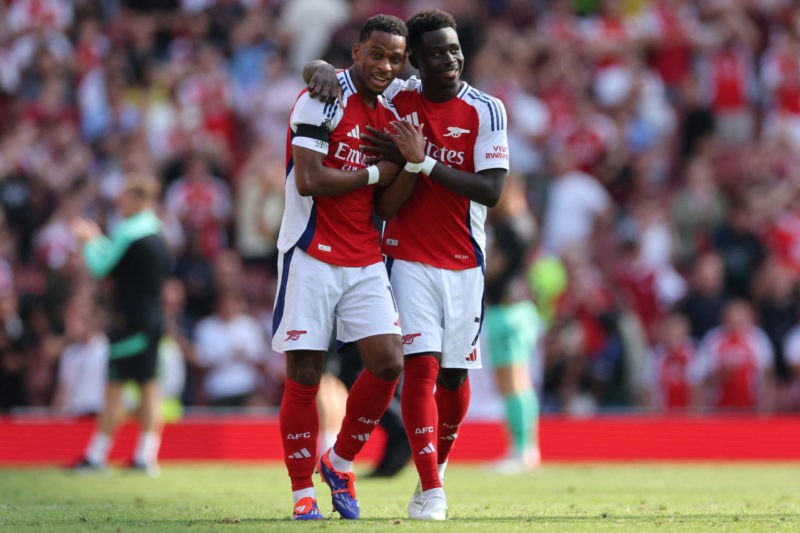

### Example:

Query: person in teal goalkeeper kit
xmin=484 ymin=173 xmax=542 ymax=473
xmin=70 ymin=172 xmax=172 ymax=476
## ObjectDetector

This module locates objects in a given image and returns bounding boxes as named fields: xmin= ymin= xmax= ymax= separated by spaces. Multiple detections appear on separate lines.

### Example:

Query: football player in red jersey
xmin=272 ymin=15 xmax=410 ymax=521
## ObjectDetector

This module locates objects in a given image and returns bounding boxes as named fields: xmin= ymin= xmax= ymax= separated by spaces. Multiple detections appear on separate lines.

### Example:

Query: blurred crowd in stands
xmin=1 ymin=0 xmax=800 ymax=418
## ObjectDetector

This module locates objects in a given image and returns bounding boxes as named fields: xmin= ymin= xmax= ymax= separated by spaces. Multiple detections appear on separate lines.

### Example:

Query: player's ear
xmin=408 ymin=51 xmax=419 ymax=69
xmin=351 ymin=42 xmax=361 ymax=63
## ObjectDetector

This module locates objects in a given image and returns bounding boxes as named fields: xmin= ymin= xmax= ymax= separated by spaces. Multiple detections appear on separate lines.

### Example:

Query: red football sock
xmin=402 ymin=355 xmax=441 ymax=491
xmin=334 ymin=369 xmax=399 ymax=461
xmin=280 ymin=378 xmax=319 ymax=491
xmin=435 ymin=376 xmax=471 ymax=465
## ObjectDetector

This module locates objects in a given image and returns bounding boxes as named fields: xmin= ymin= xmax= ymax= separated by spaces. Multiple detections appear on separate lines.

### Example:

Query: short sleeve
xmin=290 ymin=92 xmax=342 ymax=154
xmin=473 ymin=95 xmax=510 ymax=173
xmin=383 ymin=76 xmax=419 ymax=103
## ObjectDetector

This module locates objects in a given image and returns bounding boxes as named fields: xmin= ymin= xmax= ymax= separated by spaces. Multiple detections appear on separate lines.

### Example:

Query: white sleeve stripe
xmin=465 ymin=89 xmax=505 ymax=131
xmin=477 ymin=91 xmax=504 ymax=130
xmin=342 ymin=70 xmax=357 ymax=95
xmin=322 ymin=99 xmax=335 ymax=118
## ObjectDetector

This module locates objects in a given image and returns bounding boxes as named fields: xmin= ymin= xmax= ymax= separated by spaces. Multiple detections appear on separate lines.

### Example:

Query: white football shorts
xmin=272 ymin=247 xmax=401 ymax=353
xmin=387 ymin=258 xmax=484 ymax=369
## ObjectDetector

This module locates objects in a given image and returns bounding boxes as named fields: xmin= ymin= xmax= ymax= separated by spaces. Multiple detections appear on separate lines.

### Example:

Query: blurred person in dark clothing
xmin=484 ymin=173 xmax=541 ymax=473
xmin=678 ymin=251 xmax=729 ymax=340
xmin=712 ymin=196 xmax=766 ymax=299
xmin=752 ymin=257 xmax=800 ymax=398
xmin=0 ymin=261 xmax=28 ymax=411
xmin=670 ymin=156 xmax=728 ymax=267
xmin=172 ymin=233 xmax=215 ymax=325
xmin=780 ymin=307 xmax=800 ymax=411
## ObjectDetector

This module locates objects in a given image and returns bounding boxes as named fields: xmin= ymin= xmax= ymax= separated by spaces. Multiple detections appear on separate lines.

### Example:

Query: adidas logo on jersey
xmin=418 ymin=442 xmax=436 ymax=455
xmin=347 ymin=125 xmax=360 ymax=138
xmin=288 ymin=448 xmax=312 ymax=459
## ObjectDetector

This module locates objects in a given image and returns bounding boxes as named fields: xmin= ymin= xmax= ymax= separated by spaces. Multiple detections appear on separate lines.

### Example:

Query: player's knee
xmin=359 ymin=335 xmax=403 ymax=380
xmin=286 ymin=360 xmax=322 ymax=385
xmin=286 ymin=350 xmax=325 ymax=385
xmin=288 ymin=366 xmax=322 ymax=385
xmin=369 ymin=355 xmax=403 ymax=381
xmin=437 ymin=368 xmax=468 ymax=390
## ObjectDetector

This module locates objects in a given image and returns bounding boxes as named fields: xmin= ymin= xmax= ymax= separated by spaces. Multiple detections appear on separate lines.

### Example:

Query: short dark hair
xmin=406 ymin=9 xmax=457 ymax=51
xmin=358 ymin=14 xmax=408 ymax=42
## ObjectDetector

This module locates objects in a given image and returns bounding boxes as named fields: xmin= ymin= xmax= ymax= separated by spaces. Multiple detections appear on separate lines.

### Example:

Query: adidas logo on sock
xmin=350 ymin=433 xmax=370 ymax=442
xmin=347 ymin=125 xmax=360 ymax=138
xmin=418 ymin=442 xmax=436 ymax=455
xmin=288 ymin=448 xmax=312 ymax=459
xmin=440 ymin=432 xmax=458 ymax=441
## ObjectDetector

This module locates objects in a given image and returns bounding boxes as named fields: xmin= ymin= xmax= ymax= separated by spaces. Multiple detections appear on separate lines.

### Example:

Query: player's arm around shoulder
xmin=303 ymin=60 xmax=342 ymax=105
xmin=303 ymin=60 xmax=410 ymax=106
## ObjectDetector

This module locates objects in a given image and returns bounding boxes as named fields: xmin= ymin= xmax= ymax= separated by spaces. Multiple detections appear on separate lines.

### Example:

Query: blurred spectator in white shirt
xmin=278 ymin=0 xmax=349 ymax=72
xmin=53 ymin=294 xmax=108 ymax=417
xmin=541 ymin=149 xmax=614 ymax=257
xmin=194 ymin=287 xmax=268 ymax=407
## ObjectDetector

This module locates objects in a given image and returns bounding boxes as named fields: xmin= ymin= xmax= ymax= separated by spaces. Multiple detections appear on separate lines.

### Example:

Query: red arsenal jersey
xmin=277 ymin=69 xmax=394 ymax=267
xmin=381 ymin=78 xmax=509 ymax=269
xmin=699 ymin=326 xmax=773 ymax=409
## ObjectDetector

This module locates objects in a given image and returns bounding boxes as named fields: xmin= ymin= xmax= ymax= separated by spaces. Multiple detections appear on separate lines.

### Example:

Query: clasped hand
xmin=361 ymin=121 xmax=426 ymax=168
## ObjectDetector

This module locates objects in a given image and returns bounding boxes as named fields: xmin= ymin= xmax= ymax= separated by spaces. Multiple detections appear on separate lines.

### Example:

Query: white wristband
xmin=366 ymin=165 xmax=380 ymax=185
xmin=403 ymin=160 xmax=423 ymax=173
xmin=404 ymin=155 xmax=437 ymax=175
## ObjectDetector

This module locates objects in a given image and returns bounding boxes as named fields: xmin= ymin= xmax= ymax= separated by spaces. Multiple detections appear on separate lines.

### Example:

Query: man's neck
xmin=421 ymin=80 xmax=463 ymax=103
xmin=348 ymin=67 xmax=377 ymax=108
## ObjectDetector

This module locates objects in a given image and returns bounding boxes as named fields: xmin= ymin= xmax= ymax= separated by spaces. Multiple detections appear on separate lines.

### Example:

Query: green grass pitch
xmin=1 ymin=462 xmax=799 ymax=531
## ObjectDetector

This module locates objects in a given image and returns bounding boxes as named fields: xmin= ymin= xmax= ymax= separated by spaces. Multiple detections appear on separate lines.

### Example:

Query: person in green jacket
xmin=70 ymin=172 xmax=172 ymax=477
